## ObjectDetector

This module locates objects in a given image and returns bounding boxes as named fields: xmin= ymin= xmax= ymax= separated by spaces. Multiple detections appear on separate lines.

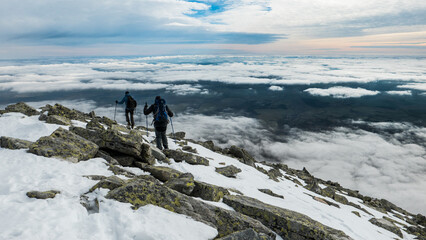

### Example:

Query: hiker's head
xmin=125 ymin=91 xmax=129 ymax=94
xmin=155 ymin=96 xmax=161 ymax=104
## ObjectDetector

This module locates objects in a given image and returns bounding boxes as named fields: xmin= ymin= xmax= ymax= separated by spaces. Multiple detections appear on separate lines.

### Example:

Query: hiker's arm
xmin=117 ymin=96 xmax=126 ymax=105
xmin=166 ymin=106 xmax=174 ymax=117
xmin=144 ymin=104 xmax=153 ymax=115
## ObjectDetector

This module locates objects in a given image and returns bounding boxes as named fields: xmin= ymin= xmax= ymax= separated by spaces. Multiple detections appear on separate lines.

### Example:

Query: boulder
xmin=26 ymin=190 xmax=60 ymax=199
xmin=106 ymin=179 xmax=275 ymax=238
xmin=89 ymin=176 xmax=126 ymax=192
xmin=369 ymin=218 xmax=403 ymax=238
xmin=46 ymin=103 xmax=88 ymax=122
xmin=5 ymin=102 xmax=39 ymax=116
xmin=215 ymin=165 xmax=242 ymax=178
xmin=227 ymin=145 xmax=256 ymax=167
xmin=136 ymin=164 xmax=183 ymax=182
xmin=258 ymin=189 xmax=284 ymax=199
xmin=182 ymin=145 xmax=197 ymax=153
xmin=170 ymin=131 xmax=186 ymax=140
xmin=267 ymin=168 xmax=283 ymax=182
xmin=99 ymin=116 xmax=116 ymax=127
xmin=165 ymin=173 xmax=195 ymax=195
xmin=95 ymin=150 xmax=120 ymax=165
xmin=0 ymin=136 xmax=33 ymax=149
xmin=29 ymin=127 xmax=99 ymax=163
xmin=200 ymin=140 xmax=222 ymax=152
xmin=223 ymin=195 xmax=353 ymax=240
xmin=108 ymin=165 xmax=136 ymax=178
xmin=140 ymin=143 xmax=156 ymax=165
xmin=46 ymin=115 xmax=72 ymax=126
xmin=163 ymin=149 xmax=209 ymax=166
xmin=217 ymin=228 xmax=273 ymax=240
xmin=191 ymin=181 xmax=230 ymax=202
xmin=150 ymin=145 xmax=168 ymax=163
xmin=305 ymin=179 xmax=322 ymax=195
xmin=86 ymin=119 xmax=105 ymax=130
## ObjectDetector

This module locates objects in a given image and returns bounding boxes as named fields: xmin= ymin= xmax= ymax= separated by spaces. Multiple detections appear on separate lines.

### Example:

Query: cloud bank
xmin=304 ymin=87 xmax=380 ymax=98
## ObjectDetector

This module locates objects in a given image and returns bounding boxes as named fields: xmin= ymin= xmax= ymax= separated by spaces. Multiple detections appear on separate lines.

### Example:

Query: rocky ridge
xmin=1 ymin=102 xmax=425 ymax=240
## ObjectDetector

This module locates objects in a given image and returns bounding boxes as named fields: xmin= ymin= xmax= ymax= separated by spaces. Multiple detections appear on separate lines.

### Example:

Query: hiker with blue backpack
xmin=115 ymin=91 xmax=137 ymax=129
xmin=144 ymin=96 xmax=174 ymax=150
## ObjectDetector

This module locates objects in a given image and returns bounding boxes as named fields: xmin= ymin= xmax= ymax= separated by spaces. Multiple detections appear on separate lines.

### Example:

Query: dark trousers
xmin=125 ymin=109 xmax=134 ymax=128
xmin=155 ymin=129 xmax=168 ymax=150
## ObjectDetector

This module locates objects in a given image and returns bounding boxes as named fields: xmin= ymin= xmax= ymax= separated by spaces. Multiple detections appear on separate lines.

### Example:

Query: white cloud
xmin=304 ymin=87 xmax=380 ymax=98
xmin=386 ymin=90 xmax=412 ymax=95
xmin=172 ymin=113 xmax=426 ymax=215
xmin=268 ymin=85 xmax=283 ymax=91
xmin=1 ymin=56 xmax=425 ymax=93
xmin=166 ymin=84 xmax=209 ymax=96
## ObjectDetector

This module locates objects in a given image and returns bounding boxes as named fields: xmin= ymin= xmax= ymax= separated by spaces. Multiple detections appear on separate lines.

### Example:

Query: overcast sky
xmin=0 ymin=0 xmax=425 ymax=58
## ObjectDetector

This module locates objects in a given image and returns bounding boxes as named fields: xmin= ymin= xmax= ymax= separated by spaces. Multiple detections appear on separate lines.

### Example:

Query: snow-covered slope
xmin=0 ymin=104 xmax=424 ymax=240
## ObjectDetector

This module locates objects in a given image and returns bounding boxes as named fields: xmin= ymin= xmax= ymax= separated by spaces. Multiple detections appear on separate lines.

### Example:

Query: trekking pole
xmin=170 ymin=117 xmax=176 ymax=143
xmin=145 ymin=102 xmax=149 ymax=136
xmin=113 ymin=102 xmax=117 ymax=121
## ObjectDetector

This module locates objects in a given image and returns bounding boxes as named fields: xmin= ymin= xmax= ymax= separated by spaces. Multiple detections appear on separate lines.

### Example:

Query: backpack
xmin=127 ymin=96 xmax=137 ymax=109
xmin=153 ymin=99 xmax=169 ymax=124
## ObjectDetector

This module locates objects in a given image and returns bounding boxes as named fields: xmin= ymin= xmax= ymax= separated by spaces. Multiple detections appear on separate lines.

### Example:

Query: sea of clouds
xmin=0 ymin=56 xmax=425 ymax=97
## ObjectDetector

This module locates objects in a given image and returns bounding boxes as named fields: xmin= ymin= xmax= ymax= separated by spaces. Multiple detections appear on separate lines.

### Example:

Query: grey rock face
xmin=369 ymin=218 xmax=403 ymax=238
xmin=163 ymin=149 xmax=209 ymax=166
xmin=223 ymin=195 xmax=353 ymax=240
xmin=106 ymin=179 xmax=275 ymax=238
xmin=191 ymin=181 xmax=230 ymax=202
xmin=227 ymin=145 xmax=256 ymax=167
xmin=217 ymin=228 xmax=273 ymax=240
xmin=215 ymin=165 xmax=242 ymax=178
xmin=5 ymin=102 xmax=39 ymax=116
xmin=26 ymin=190 xmax=60 ymax=199
xmin=165 ymin=173 xmax=195 ymax=195
xmin=46 ymin=115 xmax=72 ymax=126
xmin=29 ymin=127 xmax=99 ymax=163
xmin=0 ymin=136 xmax=33 ymax=149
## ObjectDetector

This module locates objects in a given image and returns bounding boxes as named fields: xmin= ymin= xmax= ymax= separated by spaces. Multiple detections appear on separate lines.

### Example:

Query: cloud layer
xmin=0 ymin=56 xmax=425 ymax=95
xmin=304 ymin=87 xmax=380 ymax=98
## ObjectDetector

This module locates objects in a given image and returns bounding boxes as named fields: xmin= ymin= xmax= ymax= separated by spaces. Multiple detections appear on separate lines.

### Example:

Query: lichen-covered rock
xmin=215 ymin=165 xmax=242 ymax=178
xmin=258 ymin=189 xmax=284 ymax=199
xmin=108 ymin=165 xmax=136 ymax=178
xmin=46 ymin=115 xmax=72 ymax=126
xmin=99 ymin=116 xmax=116 ymax=127
xmin=29 ymin=127 xmax=99 ymax=163
xmin=369 ymin=218 xmax=403 ymax=238
xmin=26 ymin=190 xmax=60 ymax=199
xmin=0 ymin=136 xmax=33 ymax=149
xmin=227 ymin=145 xmax=256 ymax=167
xmin=223 ymin=195 xmax=353 ymax=240
xmin=182 ymin=145 xmax=197 ymax=153
xmin=5 ymin=102 xmax=39 ymax=116
xmin=305 ymin=179 xmax=323 ymax=195
xmin=165 ymin=173 xmax=195 ymax=195
xmin=200 ymin=140 xmax=222 ymax=152
xmin=170 ymin=131 xmax=186 ymax=140
xmin=47 ymin=103 xmax=88 ymax=122
xmin=95 ymin=150 xmax=120 ymax=165
xmin=163 ymin=149 xmax=209 ymax=166
xmin=140 ymin=143 xmax=155 ymax=165
xmin=217 ymin=228 xmax=273 ymax=240
xmin=267 ymin=168 xmax=283 ymax=182
xmin=191 ymin=181 xmax=230 ymax=202
xmin=86 ymin=119 xmax=105 ymax=130
xmin=136 ymin=164 xmax=183 ymax=182
xmin=150 ymin=145 xmax=168 ymax=163
xmin=106 ymin=179 xmax=275 ymax=238
xmin=89 ymin=176 xmax=126 ymax=192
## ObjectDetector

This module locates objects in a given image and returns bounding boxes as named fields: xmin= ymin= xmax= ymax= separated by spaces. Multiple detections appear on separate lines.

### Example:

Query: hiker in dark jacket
xmin=144 ymin=96 xmax=174 ymax=150
xmin=116 ymin=91 xmax=136 ymax=129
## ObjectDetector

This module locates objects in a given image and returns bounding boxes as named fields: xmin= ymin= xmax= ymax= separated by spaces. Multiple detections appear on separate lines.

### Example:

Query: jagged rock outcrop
xmin=191 ymin=181 xmax=230 ymax=202
xmin=26 ymin=190 xmax=60 ymax=199
xmin=86 ymin=118 xmax=105 ymax=130
xmin=4 ymin=102 xmax=39 ymax=116
xmin=106 ymin=178 xmax=275 ymax=238
xmin=258 ymin=189 xmax=284 ymax=199
xmin=217 ymin=228 xmax=273 ymax=240
xmin=46 ymin=103 xmax=88 ymax=122
xmin=223 ymin=195 xmax=352 ymax=240
xmin=0 ymin=136 xmax=33 ymax=149
xmin=165 ymin=173 xmax=195 ymax=195
xmin=163 ymin=149 xmax=209 ymax=166
xmin=215 ymin=165 xmax=242 ymax=178
xmin=369 ymin=218 xmax=403 ymax=238
xmin=226 ymin=145 xmax=256 ymax=167
xmin=46 ymin=115 xmax=72 ymax=126
xmin=29 ymin=127 xmax=99 ymax=163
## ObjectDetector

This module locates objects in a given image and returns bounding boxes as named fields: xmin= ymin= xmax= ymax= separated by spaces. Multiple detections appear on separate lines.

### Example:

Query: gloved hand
xmin=115 ymin=100 xmax=118 ymax=104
